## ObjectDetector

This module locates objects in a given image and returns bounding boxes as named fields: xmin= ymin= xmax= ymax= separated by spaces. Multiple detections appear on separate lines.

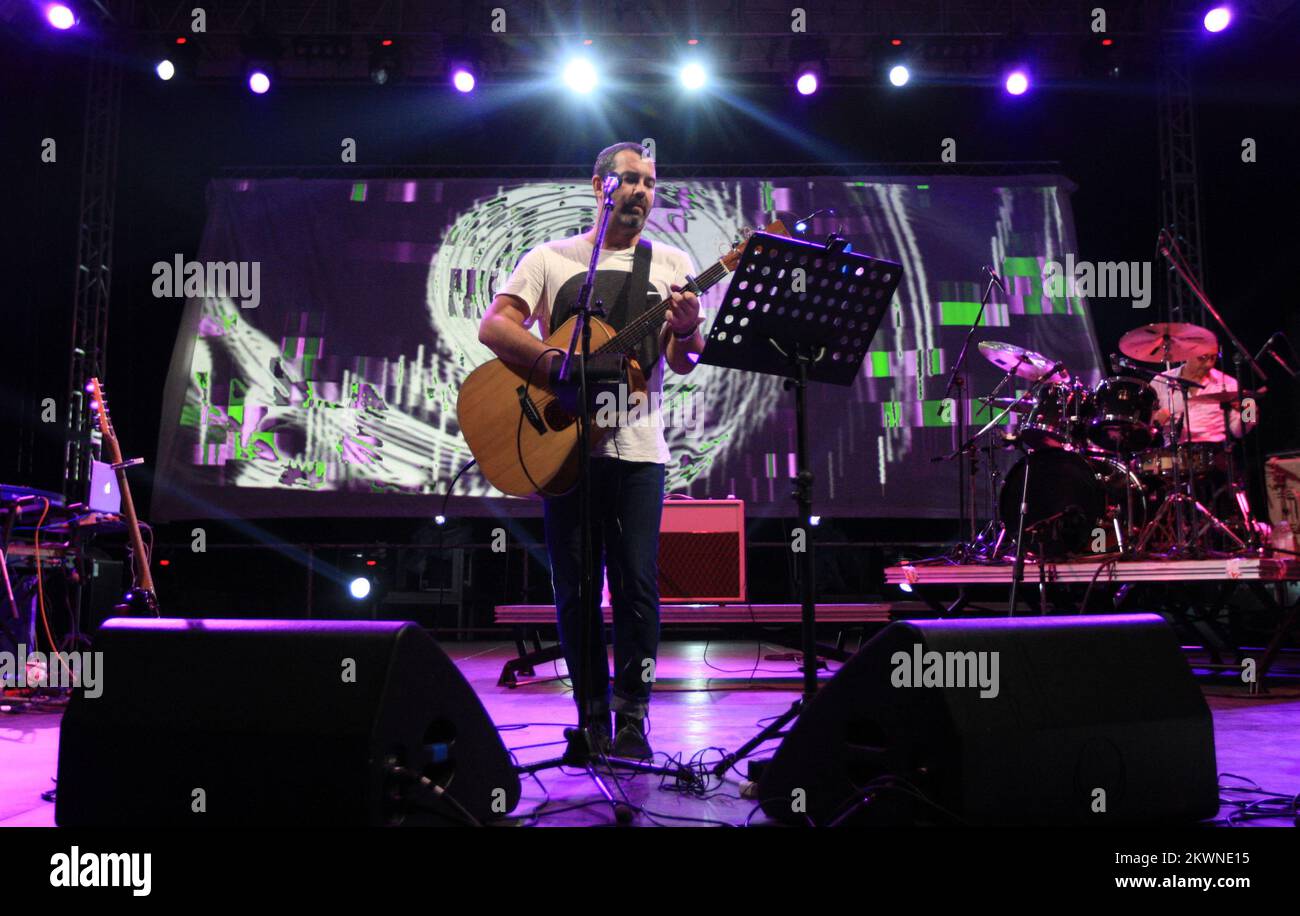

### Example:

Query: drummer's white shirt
xmin=1150 ymin=367 xmax=1246 ymax=442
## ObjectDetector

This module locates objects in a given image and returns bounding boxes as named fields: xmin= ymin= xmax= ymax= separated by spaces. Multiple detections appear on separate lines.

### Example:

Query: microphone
xmin=1254 ymin=332 xmax=1281 ymax=365
xmin=1111 ymin=353 xmax=1159 ymax=378
xmin=602 ymin=174 xmax=621 ymax=197
xmin=982 ymin=265 xmax=1006 ymax=293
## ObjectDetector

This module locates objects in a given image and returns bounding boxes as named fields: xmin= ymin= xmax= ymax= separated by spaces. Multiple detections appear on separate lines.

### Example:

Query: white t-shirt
xmin=1151 ymin=366 xmax=1245 ymax=443
xmin=499 ymin=234 xmax=697 ymax=465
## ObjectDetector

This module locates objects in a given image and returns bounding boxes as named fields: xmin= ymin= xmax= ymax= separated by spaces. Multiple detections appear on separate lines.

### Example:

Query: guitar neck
xmin=599 ymin=257 xmax=731 ymax=357
xmin=99 ymin=421 xmax=155 ymax=594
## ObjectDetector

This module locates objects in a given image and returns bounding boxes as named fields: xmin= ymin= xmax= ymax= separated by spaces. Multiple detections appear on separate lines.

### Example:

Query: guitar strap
xmin=610 ymin=239 xmax=660 ymax=376
xmin=549 ymin=239 xmax=659 ymax=376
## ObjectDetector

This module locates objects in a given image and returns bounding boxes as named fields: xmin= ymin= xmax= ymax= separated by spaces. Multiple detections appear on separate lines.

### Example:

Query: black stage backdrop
xmin=152 ymin=173 xmax=1105 ymax=520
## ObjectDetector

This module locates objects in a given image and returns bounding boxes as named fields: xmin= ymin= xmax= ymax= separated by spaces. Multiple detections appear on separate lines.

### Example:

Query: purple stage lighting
xmin=248 ymin=70 xmax=271 ymax=94
xmin=451 ymin=68 xmax=476 ymax=93
xmin=45 ymin=3 xmax=76 ymax=29
xmin=1203 ymin=6 xmax=1232 ymax=32
xmin=1004 ymin=70 xmax=1029 ymax=96
xmin=795 ymin=70 xmax=819 ymax=95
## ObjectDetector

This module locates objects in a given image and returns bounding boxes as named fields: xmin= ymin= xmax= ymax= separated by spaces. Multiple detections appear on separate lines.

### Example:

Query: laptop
xmin=88 ymin=460 xmax=122 ymax=514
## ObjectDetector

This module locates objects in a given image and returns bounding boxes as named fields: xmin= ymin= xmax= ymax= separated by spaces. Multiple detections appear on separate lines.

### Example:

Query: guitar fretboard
xmin=599 ymin=259 xmax=731 ymax=357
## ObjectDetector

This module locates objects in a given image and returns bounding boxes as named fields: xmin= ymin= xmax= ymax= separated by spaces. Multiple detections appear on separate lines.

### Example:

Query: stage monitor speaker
xmin=757 ymin=613 xmax=1217 ymax=826
xmin=657 ymin=499 xmax=746 ymax=603
xmin=56 ymin=618 xmax=521 ymax=826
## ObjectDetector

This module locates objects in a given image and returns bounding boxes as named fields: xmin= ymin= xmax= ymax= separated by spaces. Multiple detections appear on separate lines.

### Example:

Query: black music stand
xmin=705 ymin=232 xmax=901 ymax=777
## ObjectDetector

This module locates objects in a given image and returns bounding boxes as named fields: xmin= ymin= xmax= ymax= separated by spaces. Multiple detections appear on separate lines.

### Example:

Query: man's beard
xmin=616 ymin=208 xmax=645 ymax=229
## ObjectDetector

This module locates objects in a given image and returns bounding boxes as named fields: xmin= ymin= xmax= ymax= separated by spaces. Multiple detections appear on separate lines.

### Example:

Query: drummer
xmin=1149 ymin=338 xmax=1255 ymax=443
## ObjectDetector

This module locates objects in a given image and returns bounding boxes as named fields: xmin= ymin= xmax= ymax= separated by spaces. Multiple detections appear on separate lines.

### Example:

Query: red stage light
xmin=890 ymin=38 xmax=903 ymax=46
xmin=381 ymin=38 xmax=393 ymax=47
xmin=365 ymin=559 xmax=377 ymax=566
xmin=175 ymin=37 xmax=187 ymax=44
xmin=160 ymin=559 xmax=171 ymax=567
xmin=1101 ymin=38 xmax=1114 ymax=46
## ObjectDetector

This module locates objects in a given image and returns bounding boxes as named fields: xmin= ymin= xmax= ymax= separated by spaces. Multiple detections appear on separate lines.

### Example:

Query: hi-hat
xmin=977 ymin=341 xmax=1068 ymax=382
xmin=1119 ymin=322 xmax=1218 ymax=363
xmin=1190 ymin=388 xmax=1264 ymax=406
xmin=983 ymin=396 xmax=1034 ymax=413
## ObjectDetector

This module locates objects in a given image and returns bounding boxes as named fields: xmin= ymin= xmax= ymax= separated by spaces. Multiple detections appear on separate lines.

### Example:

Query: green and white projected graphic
xmin=152 ymin=175 xmax=1102 ymax=519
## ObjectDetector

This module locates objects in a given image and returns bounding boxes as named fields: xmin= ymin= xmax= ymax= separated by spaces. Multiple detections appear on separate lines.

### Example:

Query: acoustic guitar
xmin=457 ymin=222 xmax=787 ymax=497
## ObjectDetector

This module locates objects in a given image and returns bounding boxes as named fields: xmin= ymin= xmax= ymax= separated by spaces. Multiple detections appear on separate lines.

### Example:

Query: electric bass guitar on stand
xmin=88 ymin=378 xmax=159 ymax=615
xmin=457 ymin=221 xmax=788 ymax=497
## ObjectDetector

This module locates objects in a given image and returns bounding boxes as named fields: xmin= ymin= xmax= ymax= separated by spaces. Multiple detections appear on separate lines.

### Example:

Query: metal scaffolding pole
xmin=62 ymin=42 xmax=124 ymax=502
xmin=1156 ymin=36 xmax=1206 ymax=325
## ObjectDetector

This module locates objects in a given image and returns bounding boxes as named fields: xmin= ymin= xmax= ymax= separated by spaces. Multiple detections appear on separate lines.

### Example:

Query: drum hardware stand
xmin=941 ymin=371 xmax=1035 ymax=562
xmin=1136 ymin=444 xmax=1247 ymax=559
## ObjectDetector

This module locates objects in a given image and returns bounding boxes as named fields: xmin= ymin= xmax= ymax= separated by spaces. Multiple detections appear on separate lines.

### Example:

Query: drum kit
xmin=962 ymin=321 xmax=1262 ymax=561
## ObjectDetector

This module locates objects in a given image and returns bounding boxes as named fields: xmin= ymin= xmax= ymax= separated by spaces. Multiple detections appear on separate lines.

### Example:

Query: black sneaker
xmin=612 ymin=713 xmax=652 ymax=760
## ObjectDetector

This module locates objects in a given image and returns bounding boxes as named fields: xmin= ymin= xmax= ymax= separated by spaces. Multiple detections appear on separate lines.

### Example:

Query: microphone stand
xmin=1006 ymin=361 xmax=1066 ymax=615
xmin=941 ymin=267 xmax=1002 ymax=553
xmin=514 ymin=177 xmax=688 ymax=822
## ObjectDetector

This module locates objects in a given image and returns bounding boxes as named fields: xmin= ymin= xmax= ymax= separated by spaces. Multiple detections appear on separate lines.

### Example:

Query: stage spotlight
xmin=1203 ymin=6 xmax=1232 ymax=32
xmin=435 ymin=514 xmax=446 ymax=526
xmin=888 ymin=64 xmax=910 ymax=87
xmin=1004 ymin=69 xmax=1030 ymax=95
xmin=451 ymin=67 xmax=476 ymax=93
xmin=155 ymin=59 xmax=175 ymax=81
xmin=348 ymin=577 xmax=372 ymax=600
xmin=809 ymin=515 xmax=821 ymax=527
xmin=562 ymin=56 xmax=598 ymax=94
xmin=45 ymin=3 xmax=76 ymax=29
xmin=899 ymin=582 xmax=914 ymax=593
xmin=791 ymin=34 xmax=828 ymax=96
xmin=369 ymin=37 xmax=402 ymax=85
xmin=679 ymin=61 xmax=707 ymax=91
xmin=795 ymin=69 xmax=819 ymax=95
xmin=241 ymin=27 xmax=281 ymax=95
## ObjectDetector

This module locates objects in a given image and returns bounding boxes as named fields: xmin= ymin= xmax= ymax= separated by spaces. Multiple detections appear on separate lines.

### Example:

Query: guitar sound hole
xmin=543 ymin=400 xmax=576 ymax=432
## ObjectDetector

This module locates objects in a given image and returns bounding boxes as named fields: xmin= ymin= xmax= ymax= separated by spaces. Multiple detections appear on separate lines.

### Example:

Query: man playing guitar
xmin=477 ymin=142 xmax=703 ymax=758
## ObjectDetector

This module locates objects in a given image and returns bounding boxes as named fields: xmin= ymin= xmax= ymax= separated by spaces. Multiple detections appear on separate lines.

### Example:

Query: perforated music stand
xmin=704 ymin=231 xmax=902 ymax=777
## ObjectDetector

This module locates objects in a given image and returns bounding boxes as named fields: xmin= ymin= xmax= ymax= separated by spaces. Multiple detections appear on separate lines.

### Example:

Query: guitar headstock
xmin=88 ymin=377 xmax=115 ymax=442
xmin=720 ymin=220 xmax=789 ymax=273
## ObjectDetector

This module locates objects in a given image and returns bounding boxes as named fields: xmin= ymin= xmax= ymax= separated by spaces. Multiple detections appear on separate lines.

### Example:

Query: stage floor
xmin=3 ymin=640 xmax=1298 ymax=828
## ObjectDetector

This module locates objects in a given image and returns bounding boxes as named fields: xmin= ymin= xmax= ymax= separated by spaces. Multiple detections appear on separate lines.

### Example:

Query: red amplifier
xmin=656 ymin=499 xmax=746 ymax=604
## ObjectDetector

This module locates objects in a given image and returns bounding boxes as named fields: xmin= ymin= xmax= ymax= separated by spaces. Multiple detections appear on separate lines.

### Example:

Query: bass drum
xmin=999 ymin=449 xmax=1147 ymax=558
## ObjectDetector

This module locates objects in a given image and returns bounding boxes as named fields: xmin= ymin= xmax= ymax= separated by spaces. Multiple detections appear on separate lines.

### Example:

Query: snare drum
xmin=1136 ymin=441 xmax=1229 ymax=479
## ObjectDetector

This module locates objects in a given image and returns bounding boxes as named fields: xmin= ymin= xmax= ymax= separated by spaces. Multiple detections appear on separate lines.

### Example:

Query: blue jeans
xmin=543 ymin=458 xmax=664 ymax=723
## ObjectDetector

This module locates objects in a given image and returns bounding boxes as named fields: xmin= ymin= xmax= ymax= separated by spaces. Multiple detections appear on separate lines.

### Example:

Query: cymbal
xmin=1190 ymin=388 xmax=1262 ymax=406
xmin=977 ymin=341 xmax=1068 ymax=382
xmin=1119 ymin=322 xmax=1218 ymax=363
